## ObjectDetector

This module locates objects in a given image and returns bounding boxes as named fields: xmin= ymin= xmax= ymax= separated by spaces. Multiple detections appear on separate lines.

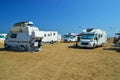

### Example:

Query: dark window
xmin=48 ymin=34 xmax=50 ymax=36
xmin=10 ymin=34 xmax=17 ymax=38
xmin=44 ymin=34 xmax=46 ymax=37
xmin=0 ymin=35 xmax=4 ymax=38
xmin=53 ymin=33 xmax=56 ymax=35
xmin=98 ymin=34 xmax=101 ymax=38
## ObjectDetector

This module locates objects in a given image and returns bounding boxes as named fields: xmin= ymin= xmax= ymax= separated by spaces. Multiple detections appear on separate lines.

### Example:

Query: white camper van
xmin=64 ymin=33 xmax=77 ymax=42
xmin=79 ymin=28 xmax=107 ymax=48
xmin=4 ymin=21 xmax=44 ymax=51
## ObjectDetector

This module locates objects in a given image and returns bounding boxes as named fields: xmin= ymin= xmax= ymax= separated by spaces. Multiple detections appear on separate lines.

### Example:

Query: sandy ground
xmin=0 ymin=40 xmax=120 ymax=80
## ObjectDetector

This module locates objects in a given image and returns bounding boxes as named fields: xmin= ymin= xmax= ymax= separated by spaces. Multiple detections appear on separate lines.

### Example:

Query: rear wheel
xmin=50 ymin=40 xmax=54 ymax=44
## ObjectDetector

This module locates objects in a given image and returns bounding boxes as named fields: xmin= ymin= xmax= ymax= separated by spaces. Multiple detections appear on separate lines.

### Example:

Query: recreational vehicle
xmin=113 ymin=33 xmax=120 ymax=47
xmin=0 ymin=34 xmax=7 ymax=40
xmin=41 ymin=31 xmax=61 ymax=43
xmin=79 ymin=28 xmax=107 ymax=48
xmin=5 ymin=21 xmax=61 ymax=51
xmin=64 ymin=33 xmax=77 ymax=42
xmin=4 ymin=21 xmax=44 ymax=51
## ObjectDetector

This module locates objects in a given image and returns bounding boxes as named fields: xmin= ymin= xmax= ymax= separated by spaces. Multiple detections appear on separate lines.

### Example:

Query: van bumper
xmin=79 ymin=42 xmax=94 ymax=48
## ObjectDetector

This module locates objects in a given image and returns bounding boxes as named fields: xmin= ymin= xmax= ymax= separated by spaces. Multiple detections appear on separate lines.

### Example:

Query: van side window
xmin=10 ymin=34 xmax=17 ymax=38
xmin=53 ymin=33 xmax=56 ymax=35
xmin=73 ymin=36 xmax=76 ymax=38
xmin=44 ymin=34 xmax=46 ymax=37
xmin=48 ymin=34 xmax=50 ymax=36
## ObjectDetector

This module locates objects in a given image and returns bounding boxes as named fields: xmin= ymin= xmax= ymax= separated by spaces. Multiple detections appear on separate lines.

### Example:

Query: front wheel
xmin=4 ymin=44 xmax=10 ymax=49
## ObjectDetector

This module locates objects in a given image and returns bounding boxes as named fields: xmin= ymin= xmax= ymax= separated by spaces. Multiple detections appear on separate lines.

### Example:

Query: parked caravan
xmin=79 ymin=28 xmax=107 ymax=48
xmin=4 ymin=21 xmax=44 ymax=51
xmin=64 ymin=33 xmax=77 ymax=42
xmin=0 ymin=34 xmax=7 ymax=40
xmin=41 ymin=31 xmax=61 ymax=43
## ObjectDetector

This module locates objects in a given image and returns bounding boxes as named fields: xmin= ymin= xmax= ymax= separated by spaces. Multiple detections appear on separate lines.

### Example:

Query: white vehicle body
xmin=0 ymin=34 xmax=7 ymax=40
xmin=4 ymin=21 xmax=44 ymax=51
xmin=5 ymin=21 xmax=61 ymax=51
xmin=64 ymin=33 xmax=77 ymax=42
xmin=79 ymin=28 xmax=107 ymax=48
xmin=112 ymin=33 xmax=120 ymax=47
xmin=40 ymin=31 xmax=61 ymax=43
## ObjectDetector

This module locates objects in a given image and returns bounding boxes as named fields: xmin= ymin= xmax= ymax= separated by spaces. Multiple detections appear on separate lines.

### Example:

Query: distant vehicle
xmin=64 ymin=33 xmax=77 ymax=42
xmin=113 ymin=33 xmax=120 ymax=47
xmin=40 ymin=31 xmax=61 ymax=43
xmin=4 ymin=21 xmax=44 ymax=51
xmin=0 ymin=34 xmax=7 ymax=40
xmin=79 ymin=28 xmax=107 ymax=48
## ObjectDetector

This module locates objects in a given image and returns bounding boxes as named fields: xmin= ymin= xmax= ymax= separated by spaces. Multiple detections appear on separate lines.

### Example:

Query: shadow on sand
xmin=68 ymin=45 xmax=80 ymax=49
xmin=103 ymin=47 xmax=120 ymax=52
xmin=68 ymin=44 xmax=95 ymax=50
xmin=68 ymin=44 xmax=120 ymax=52
xmin=0 ymin=48 xmax=26 ymax=52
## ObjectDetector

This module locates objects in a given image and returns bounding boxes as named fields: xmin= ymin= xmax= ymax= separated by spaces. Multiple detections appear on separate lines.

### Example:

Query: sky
xmin=0 ymin=0 xmax=120 ymax=37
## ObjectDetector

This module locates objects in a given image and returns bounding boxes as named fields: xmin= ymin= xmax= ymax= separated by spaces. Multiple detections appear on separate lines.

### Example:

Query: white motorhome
xmin=64 ymin=33 xmax=77 ymax=42
xmin=40 ymin=31 xmax=61 ymax=43
xmin=79 ymin=28 xmax=107 ymax=48
xmin=0 ymin=34 xmax=7 ymax=40
xmin=4 ymin=21 xmax=44 ymax=51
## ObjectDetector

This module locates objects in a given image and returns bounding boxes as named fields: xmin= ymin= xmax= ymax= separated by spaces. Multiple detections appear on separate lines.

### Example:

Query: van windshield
xmin=81 ymin=34 xmax=94 ymax=39
xmin=64 ymin=35 xmax=75 ymax=38
xmin=64 ymin=35 xmax=72 ymax=38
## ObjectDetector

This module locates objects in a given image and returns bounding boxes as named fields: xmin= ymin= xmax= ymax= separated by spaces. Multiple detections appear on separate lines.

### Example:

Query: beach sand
xmin=0 ymin=39 xmax=120 ymax=80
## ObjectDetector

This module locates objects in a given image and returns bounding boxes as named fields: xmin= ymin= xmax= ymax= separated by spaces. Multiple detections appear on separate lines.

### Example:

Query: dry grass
xmin=0 ymin=40 xmax=120 ymax=80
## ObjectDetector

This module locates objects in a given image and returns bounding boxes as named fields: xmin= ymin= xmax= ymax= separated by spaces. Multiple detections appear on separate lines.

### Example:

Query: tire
xmin=50 ymin=41 xmax=54 ymax=44
xmin=20 ymin=45 xmax=28 ymax=51
xmin=4 ymin=44 xmax=10 ymax=49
